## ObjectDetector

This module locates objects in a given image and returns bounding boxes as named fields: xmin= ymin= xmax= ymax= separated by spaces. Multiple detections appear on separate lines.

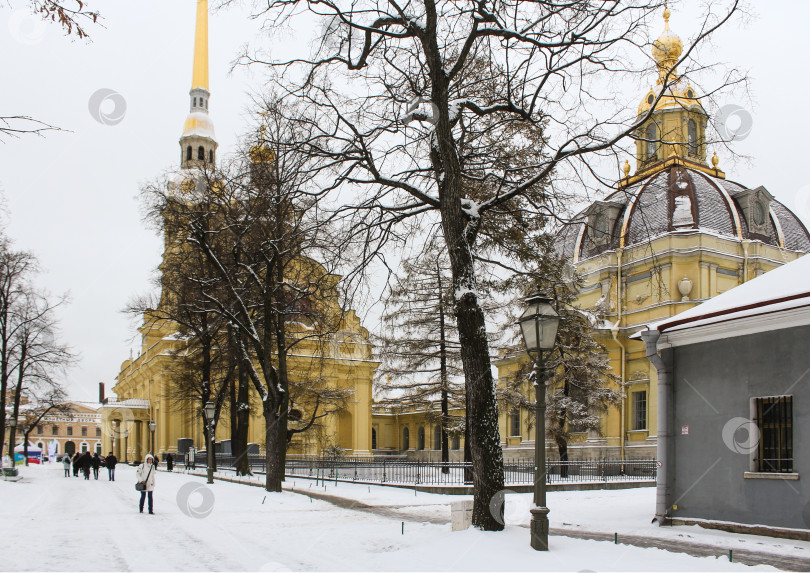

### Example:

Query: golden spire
xmin=652 ymin=4 xmax=683 ymax=85
xmin=191 ymin=0 xmax=209 ymax=90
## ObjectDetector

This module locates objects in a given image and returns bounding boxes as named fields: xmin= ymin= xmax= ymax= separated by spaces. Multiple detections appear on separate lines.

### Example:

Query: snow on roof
xmin=639 ymin=254 xmax=810 ymax=336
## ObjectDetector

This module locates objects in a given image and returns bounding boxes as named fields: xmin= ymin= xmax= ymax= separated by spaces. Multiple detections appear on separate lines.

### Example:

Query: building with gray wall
xmin=639 ymin=253 xmax=809 ymax=531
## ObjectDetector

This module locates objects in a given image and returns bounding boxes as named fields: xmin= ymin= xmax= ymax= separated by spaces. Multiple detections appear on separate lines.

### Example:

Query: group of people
xmin=61 ymin=451 xmax=118 ymax=481
xmin=60 ymin=451 xmax=180 ymax=515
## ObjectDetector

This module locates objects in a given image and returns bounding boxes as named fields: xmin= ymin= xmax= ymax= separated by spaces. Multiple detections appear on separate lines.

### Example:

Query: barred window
xmin=632 ymin=391 xmax=647 ymax=431
xmin=755 ymin=396 xmax=793 ymax=473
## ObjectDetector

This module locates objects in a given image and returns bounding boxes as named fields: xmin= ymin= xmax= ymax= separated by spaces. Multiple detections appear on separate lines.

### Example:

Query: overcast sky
xmin=1 ymin=0 xmax=808 ymax=404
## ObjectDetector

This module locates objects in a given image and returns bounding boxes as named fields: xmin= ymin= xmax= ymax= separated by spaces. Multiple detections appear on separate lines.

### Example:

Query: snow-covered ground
xmin=0 ymin=463 xmax=791 ymax=571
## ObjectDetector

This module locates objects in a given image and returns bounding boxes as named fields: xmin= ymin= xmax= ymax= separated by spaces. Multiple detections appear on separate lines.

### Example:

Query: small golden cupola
xmin=629 ymin=6 xmax=714 ymax=181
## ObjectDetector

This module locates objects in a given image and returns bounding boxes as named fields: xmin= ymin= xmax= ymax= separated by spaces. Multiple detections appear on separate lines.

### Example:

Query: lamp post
xmin=204 ymin=401 xmax=215 ymax=485
xmin=517 ymin=292 xmax=561 ymax=551
xmin=148 ymin=420 xmax=157 ymax=461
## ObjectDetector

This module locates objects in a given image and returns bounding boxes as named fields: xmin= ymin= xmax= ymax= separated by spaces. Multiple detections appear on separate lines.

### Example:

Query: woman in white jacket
xmin=136 ymin=454 xmax=156 ymax=514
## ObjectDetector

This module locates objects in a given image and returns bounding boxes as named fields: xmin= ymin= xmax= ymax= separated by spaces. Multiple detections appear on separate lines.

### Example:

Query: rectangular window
xmin=632 ymin=391 xmax=647 ymax=431
xmin=81 ymin=427 xmax=87 ymax=437
xmin=52 ymin=426 xmax=58 ymax=435
xmin=67 ymin=427 xmax=73 ymax=436
xmin=755 ymin=396 xmax=793 ymax=473
xmin=95 ymin=427 xmax=101 ymax=437
xmin=510 ymin=411 xmax=520 ymax=437
xmin=37 ymin=426 xmax=43 ymax=435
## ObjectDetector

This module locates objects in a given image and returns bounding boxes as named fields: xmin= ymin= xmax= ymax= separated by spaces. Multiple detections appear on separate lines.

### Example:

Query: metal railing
xmin=191 ymin=450 xmax=656 ymax=485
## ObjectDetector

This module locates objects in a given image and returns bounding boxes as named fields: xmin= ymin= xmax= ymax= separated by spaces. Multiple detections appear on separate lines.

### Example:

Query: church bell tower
xmin=179 ymin=0 xmax=217 ymax=170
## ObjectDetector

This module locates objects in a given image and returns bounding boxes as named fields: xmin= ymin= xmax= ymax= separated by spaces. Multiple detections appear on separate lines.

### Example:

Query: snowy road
xmin=0 ymin=464 xmax=780 ymax=571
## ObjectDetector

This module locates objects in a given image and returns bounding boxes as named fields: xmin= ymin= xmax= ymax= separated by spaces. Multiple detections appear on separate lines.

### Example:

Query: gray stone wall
xmin=670 ymin=324 xmax=810 ymax=529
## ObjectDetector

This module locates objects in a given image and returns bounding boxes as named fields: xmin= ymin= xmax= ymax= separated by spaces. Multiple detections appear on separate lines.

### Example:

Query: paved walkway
xmin=182 ymin=468 xmax=810 ymax=572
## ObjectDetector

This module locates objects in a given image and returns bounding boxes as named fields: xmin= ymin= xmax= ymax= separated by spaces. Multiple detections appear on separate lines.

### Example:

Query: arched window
xmin=198 ymin=146 xmax=205 ymax=161
xmin=209 ymin=150 xmax=214 ymax=163
xmin=451 ymin=435 xmax=460 ymax=450
xmin=646 ymin=123 xmax=658 ymax=160
xmin=417 ymin=427 xmax=425 ymax=450
xmin=193 ymin=97 xmax=197 ymax=108
xmin=186 ymin=146 xmax=192 ymax=161
xmin=371 ymin=428 xmax=377 ymax=450
xmin=205 ymin=99 xmax=208 ymax=110
xmin=687 ymin=119 xmax=698 ymax=156
xmin=510 ymin=411 xmax=521 ymax=437
xmin=433 ymin=425 xmax=442 ymax=450
xmin=402 ymin=427 xmax=410 ymax=450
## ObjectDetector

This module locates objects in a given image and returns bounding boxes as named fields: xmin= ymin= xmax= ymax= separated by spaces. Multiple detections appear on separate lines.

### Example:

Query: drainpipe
xmin=742 ymin=240 xmax=750 ymax=284
xmin=641 ymin=328 xmax=672 ymax=525
xmin=612 ymin=248 xmax=626 ymax=465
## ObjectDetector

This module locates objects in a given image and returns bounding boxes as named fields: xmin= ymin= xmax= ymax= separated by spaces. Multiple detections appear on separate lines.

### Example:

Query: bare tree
xmin=230 ymin=0 xmax=742 ymax=529
xmin=6 ymin=289 xmax=75 ymax=461
xmin=17 ymin=386 xmax=70 ymax=465
xmin=143 ymin=99 xmax=352 ymax=491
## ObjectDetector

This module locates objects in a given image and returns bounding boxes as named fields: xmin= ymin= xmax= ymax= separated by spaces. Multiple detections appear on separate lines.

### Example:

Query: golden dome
xmin=652 ymin=7 xmax=683 ymax=85
xmin=249 ymin=126 xmax=275 ymax=163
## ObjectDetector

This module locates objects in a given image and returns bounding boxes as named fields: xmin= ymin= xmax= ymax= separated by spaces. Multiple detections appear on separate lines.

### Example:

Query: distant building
xmin=30 ymin=403 xmax=103 ymax=457
xmin=640 ymin=254 xmax=810 ymax=532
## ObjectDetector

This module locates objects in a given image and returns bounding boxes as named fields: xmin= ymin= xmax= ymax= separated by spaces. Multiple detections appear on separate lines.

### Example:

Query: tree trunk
xmin=232 ymin=359 xmax=251 ymax=476
xmin=556 ymin=436 xmax=569 ymax=479
xmin=23 ymin=434 xmax=29 ymax=466
xmin=438 ymin=263 xmax=450 ymax=472
xmin=264 ymin=405 xmax=283 ymax=492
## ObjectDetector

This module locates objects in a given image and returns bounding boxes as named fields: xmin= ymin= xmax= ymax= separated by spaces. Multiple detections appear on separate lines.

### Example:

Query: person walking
xmin=81 ymin=451 xmax=92 ymax=480
xmin=91 ymin=452 xmax=101 ymax=480
xmin=62 ymin=454 xmax=71 ymax=477
xmin=72 ymin=452 xmax=80 ymax=477
xmin=106 ymin=452 xmax=117 ymax=481
xmin=166 ymin=453 xmax=174 ymax=472
xmin=136 ymin=454 xmax=156 ymax=514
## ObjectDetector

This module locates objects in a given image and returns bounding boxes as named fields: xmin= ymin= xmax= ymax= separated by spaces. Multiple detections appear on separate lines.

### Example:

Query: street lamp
xmin=148 ymin=420 xmax=157 ymax=461
xmin=517 ymin=292 xmax=561 ymax=551
xmin=203 ymin=401 xmax=215 ymax=485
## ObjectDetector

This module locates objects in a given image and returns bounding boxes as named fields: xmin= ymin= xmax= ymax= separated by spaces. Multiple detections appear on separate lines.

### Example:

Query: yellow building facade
xmin=494 ymin=8 xmax=810 ymax=461
xmin=101 ymin=0 xmax=377 ymax=463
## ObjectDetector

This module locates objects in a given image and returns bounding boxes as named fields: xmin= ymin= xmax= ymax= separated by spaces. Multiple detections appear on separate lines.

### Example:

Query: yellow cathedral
xmin=100 ymin=0 xmax=378 ymax=463
xmin=103 ymin=4 xmax=810 ymax=467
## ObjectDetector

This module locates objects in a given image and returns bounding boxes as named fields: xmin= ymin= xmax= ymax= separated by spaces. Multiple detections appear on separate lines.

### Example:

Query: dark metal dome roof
xmin=556 ymin=166 xmax=810 ymax=262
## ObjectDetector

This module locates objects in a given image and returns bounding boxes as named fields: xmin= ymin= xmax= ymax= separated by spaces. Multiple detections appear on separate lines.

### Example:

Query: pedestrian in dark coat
xmin=91 ymin=452 xmax=101 ymax=479
xmin=72 ymin=453 xmax=80 ymax=477
xmin=81 ymin=451 xmax=92 ymax=480
xmin=166 ymin=453 xmax=174 ymax=472
xmin=106 ymin=452 xmax=117 ymax=481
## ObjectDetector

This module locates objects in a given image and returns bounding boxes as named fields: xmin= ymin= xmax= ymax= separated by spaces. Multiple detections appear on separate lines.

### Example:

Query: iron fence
xmin=191 ymin=450 xmax=656 ymax=485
